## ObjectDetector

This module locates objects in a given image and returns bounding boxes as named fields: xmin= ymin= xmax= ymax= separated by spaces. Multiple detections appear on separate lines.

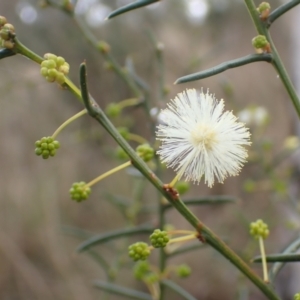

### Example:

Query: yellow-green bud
xmin=44 ymin=53 xmax=57 ymax=60
xmin=56 ymin=56 xmax=65 ymax=66
xmin=257 ymin=2 xmax=271 ymax=19
xmin=175 ymin=181 xmax=190 ymax=195
xmin=249 ymin=219 xmax=270 ymax=239
xmin=294 ymin=293 xmax=300 ymax=300
xmin=252 ymin=35 xmax=268 ymax=49
xmin=284 ymin=136 xmax=300 ymax=151
xmin=59 ymin=62 xmax=70 ymax=75
xmin=257 ymin=2 xmax=270 ymax=13
xmin=0 ymin=16 xmax=7 ymax=27
xmin=136 ymin=144 xmax=154 ymax=162
xmin=98 ymin=41 xmax=110 ymax=54
xmin=56 ymin=72 xmax=65 ymax=84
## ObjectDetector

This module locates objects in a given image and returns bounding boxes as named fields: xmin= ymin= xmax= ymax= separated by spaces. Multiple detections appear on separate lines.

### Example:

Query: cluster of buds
xmin=40 ymin=53 xmax=70 ymax=84
xmin=249 ymin=219 xmax=270 ymax=240
xmin=252 ymin=35 xmax=271 ymax=53
xmin=136 ymin=144 xmax=154 ymax=162
xmin=128 ymin=242 xmax=151 ymax=261
xmin=69 ymin=182 xmax=91 ymax=202
xmin=35 ymin=136 xmax=60 ymax=159
xmin=149 ymin=229 xmax=169 ymax=248
xmin=257 ymin=2 xmax=271 ymax=20
xmin=0 ymin=16 xmax=15 ymax=49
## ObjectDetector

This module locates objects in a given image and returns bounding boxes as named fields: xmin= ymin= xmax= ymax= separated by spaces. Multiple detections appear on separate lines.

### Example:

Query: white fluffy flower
xmin=156 ymin=89 xmax=251 ymax=187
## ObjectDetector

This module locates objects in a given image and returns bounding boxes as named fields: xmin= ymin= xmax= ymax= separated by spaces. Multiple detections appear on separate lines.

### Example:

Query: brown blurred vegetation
xmin=0 ymin=0 xmax=299 ymax=299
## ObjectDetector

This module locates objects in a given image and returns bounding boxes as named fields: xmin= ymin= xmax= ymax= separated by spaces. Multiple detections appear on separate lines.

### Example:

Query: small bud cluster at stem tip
xmin=136 ymin=144 xmax=154 ymax=162
xmin=252 ymin=35 xmax=271 ymax=53
xmin=128 ymin=242 xmax=151 ymax=261
xmin=134 ymin=261 xmax=150 ymax=279
xmin=40 ymin=53 xmax=70 ymax=84
xmin=150 ymin=229 xmax=170 ymax=248
xmin=35 ymin=137 xmax=60 ymax=159
xmin=97 ymin=41 xmax=110 ymax=54
xmin=105 ymin=103 xmax=121 ymax=117
xmin=0 ymin=16 xmax=15 ymax=49
xmin=176 ymin=264 xmax=191 ymax=278
xmin=175 ymin=181 xmax=190 ymax=195
xmin=257 ymin=2 xmax=271 ymax=20
xmin=294 ymin=293 xmax=300 ymax=300
xmin=69 ymin=182 xmax=91 ymax=202
xmin=249 ymin=219 xmax=269 ymax=239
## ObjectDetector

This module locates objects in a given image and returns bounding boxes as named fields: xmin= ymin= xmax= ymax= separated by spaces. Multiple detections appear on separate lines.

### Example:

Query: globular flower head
xmin=156 ymin=89 xmax=251 ymax=187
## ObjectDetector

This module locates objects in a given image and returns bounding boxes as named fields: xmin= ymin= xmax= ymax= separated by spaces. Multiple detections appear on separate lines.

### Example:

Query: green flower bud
xmin=257 ymin=2 xmax=271 ymax=19
xmin=59 ymin=62 xmax=70 ymax=75
xmin=105 ymin=103 xmax=121 ymax=118
xmin=252 ymin=35 xmax=269 ymax=50
xmin=175 ymin=181 xmax=190 ymax=195
xmin=56 ymin=56 xmax=65 ymax=66
xmin=44 ymin=53 xmax=57 ymax=60
xmin=128 ymin=242 xmax=151 ymax=261
xmin=144 ymin=273 xmax=159 ymax=284
xmin=136 ymin=144 xmax=154 ymax=162
xmin=47 ymin=68 xmax=58 ymax=78
xmin=176 ymin=264 xmax=191 ymax=278
xmin=0 ymin=16 xmax=7 ymax=27
xmin=133 ymin=261 xmax=150 ymax=280
xmin=249 ymin=219 xmax=270 ymax=240
xmin=35 ymin=136 xmax=60 ymax=159
xmin=40 ymin=67 xmax=48 ymax=77
xmin=98 ymin=41 xmax=111 ymax=54
xmin=69 ymin=181 xmax=91 ymax=202
xmin=149 ymin=229 xmax=169 ymax=248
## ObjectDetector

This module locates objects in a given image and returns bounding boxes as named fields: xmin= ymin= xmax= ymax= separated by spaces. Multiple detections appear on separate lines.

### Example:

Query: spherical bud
xmin=136 ymin=144 xmax=154 ymax=162
xmin=133 ymin=261 xmax=150 ymax=280
xmin=105 ymin=103 xmax=121 ymax=118
xmin=47 ymin=68 xmax=58 ymax=78
xmin=128 ymin=242 xmax=151 ymax=261
xmin=294 ymin=293 xmax=300 ymax=300
xmin=144 ymin=273 xmax=159 ymax=284
xmin=56 ymin=72 xmax=65 ymax=84
xmin=56 ymin=56 xmax=65 ymax=67
xmin=257 ymin=2 xmax=271 ymax=20
xmin=98 ymin=41 xmax=111 ymax=54
xmin=59 ymin=62 xmax=70 ymax=75
xmin=35 ymin=136 xmax=60 ymax=159
xmin=0 ymin=28 xmax=9 ymax=40
xmin=149 ymin=229 xmax=169 ymax=248
xmin=176 ymin=264 xmax=191 ymax=278
xmin=44 ymin=53 xmax=57 ymax=60
xmin=249 ymin=219 xmax=270 ymax=239
xmin=40 ymin=67 xmax=48 ymax=77
xmin=252 ymin=35 xmax=268 ymax=49
xmin=175 ymin=181 xmax=190 ymax=195
xmin=0 ymin=16 xmax=7 ymax=27
xmin=69 ymin=181 xmax=91 ymax=202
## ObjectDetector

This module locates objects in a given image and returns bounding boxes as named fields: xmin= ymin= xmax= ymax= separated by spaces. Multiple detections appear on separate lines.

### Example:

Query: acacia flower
xmin=156 ymin=89 xmax=251 ymax=187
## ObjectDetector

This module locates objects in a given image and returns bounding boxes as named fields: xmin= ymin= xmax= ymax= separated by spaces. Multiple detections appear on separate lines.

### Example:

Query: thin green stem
xmin=168 ymin=234 xmax=196 ymax=245
xmin=267 ymin=0 xmax=300 ymax=27
xmin=259 ymin=237 xmax=269 ymax=283
xmin=80 ymin=64 xmax=280 ymax=300
xmin=52 ymin=109 xmax=87 ymax=139
xmin=175 ymin=54 xmax=272 ymax=84
xmin=252 ymin=253 xmax=300 ymax=263
xmin=86 ymin=161 xmax=131 ymax=188
xmin=244 ymin=0 xmax=300 ymax=119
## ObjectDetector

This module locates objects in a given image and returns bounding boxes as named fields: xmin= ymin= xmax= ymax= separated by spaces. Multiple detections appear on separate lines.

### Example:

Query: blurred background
xmin=0 ymin=0 xmax=300 ymax=299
